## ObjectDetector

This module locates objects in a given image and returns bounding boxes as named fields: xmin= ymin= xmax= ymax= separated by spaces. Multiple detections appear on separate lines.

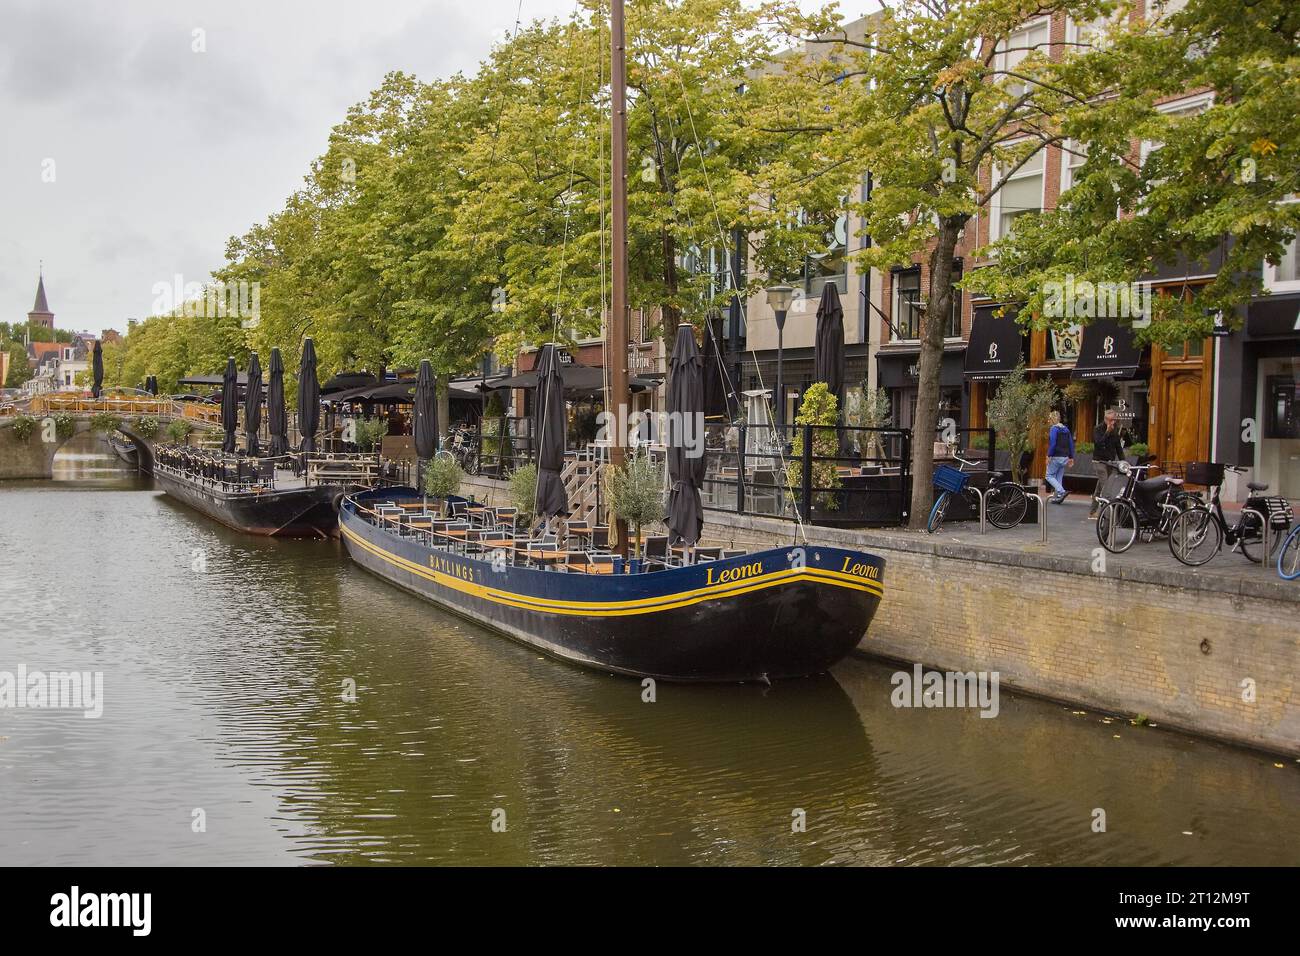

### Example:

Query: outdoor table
xmin=519 ymin=548 xmax=568 ymax=567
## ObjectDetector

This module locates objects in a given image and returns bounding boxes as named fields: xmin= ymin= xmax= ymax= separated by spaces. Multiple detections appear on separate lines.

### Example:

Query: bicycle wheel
xmin=1237 ymin=510 xmax=1268 ymax=563
xmin=985 ymin=482 xmax=1028 ymax=529
xmin=1097 ymin=499 xmax=1139 ymax=553
xmin=927 ymin=491 xmax=951 ymax=534
xmin=1279 ymin=526 xmax=1300 ymax=580
xmin=1168 ymin=507 xmax=1222 ymax=567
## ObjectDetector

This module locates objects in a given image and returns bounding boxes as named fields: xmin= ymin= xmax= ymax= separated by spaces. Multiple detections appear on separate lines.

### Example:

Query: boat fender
xmin=331 ymin=491 xmax=346 ymax=513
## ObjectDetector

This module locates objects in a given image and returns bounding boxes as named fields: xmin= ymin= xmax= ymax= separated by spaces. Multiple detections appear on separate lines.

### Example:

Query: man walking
xmin=1045 ymin=411 xmax=1074 ymax=504
xmin=1090 ymin=408 xmax=1125 ymax=519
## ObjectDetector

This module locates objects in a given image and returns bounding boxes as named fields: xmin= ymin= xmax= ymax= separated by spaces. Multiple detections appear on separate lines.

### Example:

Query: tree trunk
xmin=907 ymin=221 xmax=962 ymax=530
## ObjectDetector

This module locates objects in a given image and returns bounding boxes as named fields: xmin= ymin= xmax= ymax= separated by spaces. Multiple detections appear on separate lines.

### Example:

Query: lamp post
xmin=766 ymin=284 xmax=793 ymax=431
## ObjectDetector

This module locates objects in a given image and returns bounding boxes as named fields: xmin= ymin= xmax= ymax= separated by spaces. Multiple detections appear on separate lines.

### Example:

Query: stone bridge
xmin=0 ymin=397 xmax=220 ymax=480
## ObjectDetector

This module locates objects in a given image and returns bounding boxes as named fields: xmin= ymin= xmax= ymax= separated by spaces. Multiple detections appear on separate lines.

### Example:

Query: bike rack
xmin=1026 ymin=490 xmax=1048 ymax=544
xmin=975 ymin=486 xmax=988 ymax=534
xmin=1241 ymin=506 xmax=1270 ymax=569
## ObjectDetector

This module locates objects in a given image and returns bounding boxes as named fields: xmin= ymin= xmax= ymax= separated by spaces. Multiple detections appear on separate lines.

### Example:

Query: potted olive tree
xmin=987 ymin=364 xmax=1058 ymax=514
xmin=509 ymin=463 xmax=539 ymax=532
xmin=423 ymin=453 xmax=465 ymax=514
xmin=604 ymin=450 xmax=665 ymax=565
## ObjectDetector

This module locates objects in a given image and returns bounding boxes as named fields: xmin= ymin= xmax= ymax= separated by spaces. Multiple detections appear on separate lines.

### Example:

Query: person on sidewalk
xmin=1044 ymin=411 xmax=1073 ymax=504
xmin=1090 ymin=408 xmax=1125 ymax=519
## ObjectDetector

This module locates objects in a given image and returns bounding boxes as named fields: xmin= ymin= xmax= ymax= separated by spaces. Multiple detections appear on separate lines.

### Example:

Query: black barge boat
xmin=340 ymin=487 xmax=885 ymax=682
xmin=153 ymin=446 xmax=341 ymax=538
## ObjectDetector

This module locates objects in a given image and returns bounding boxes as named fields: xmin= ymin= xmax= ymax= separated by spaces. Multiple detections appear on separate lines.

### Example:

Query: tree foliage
xmin=976 ymin=0 xmax=1300 ymax=346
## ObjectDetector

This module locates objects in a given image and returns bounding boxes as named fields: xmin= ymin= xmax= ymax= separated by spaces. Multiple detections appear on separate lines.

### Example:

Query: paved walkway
xmin=915 ymin=490 xmax=1297 ymax=594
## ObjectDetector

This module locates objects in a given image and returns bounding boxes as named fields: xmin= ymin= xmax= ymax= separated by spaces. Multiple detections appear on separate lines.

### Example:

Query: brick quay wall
xmin=460 ymin=474 xmax=1297 ymax=755
xmin=704 ymin=513 xmax=1298 ymax=758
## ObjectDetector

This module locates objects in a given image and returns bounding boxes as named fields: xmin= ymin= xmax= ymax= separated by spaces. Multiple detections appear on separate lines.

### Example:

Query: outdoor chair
xmin=591 ymin=525 xmax=610 ymax=550
xmin=644 ymin=535 xmax=669 ymax=566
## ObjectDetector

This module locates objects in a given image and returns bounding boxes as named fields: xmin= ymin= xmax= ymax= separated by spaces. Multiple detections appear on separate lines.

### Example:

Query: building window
xmin=994 ymin=18 xmax=1050 ymax=100
xmin=892 ymin=269 xmax=922 ymax=340
xmin=990 ymin=147 xmax=1045 ymax=241
xmin=1060 ymin=140 xmax=1087 ymax=195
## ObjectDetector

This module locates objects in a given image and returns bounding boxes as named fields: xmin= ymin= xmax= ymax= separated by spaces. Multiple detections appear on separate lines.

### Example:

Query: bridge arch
xmin=0 ymin=400 xmax=214 ymax=480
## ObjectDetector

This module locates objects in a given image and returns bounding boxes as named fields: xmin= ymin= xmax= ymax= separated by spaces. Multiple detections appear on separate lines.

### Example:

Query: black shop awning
xmin=1071 ymin=319 xmax=1143 ymax=379
xmin=964 ymin=305 xmax=1023 ymax=380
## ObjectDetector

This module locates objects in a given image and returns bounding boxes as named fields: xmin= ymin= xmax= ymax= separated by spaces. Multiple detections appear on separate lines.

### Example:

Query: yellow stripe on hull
xmin=341 ymin=519 xmax=883 ymax=618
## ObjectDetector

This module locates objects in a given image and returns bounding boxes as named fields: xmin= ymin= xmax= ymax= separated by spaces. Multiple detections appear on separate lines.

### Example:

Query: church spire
xmin=33 ymin=274 xmax=50 ymax=314
xmin=29 ymin=270 xmax=54 ymax=329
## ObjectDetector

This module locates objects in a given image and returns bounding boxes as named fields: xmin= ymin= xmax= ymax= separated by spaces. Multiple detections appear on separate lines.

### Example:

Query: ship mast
xmin=608 ymin=0 xmax=630 ymax=552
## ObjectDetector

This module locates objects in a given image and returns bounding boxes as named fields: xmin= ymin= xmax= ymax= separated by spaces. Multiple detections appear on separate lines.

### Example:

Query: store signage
xmin=1050 ymin=324 xmax=1083 ymax=362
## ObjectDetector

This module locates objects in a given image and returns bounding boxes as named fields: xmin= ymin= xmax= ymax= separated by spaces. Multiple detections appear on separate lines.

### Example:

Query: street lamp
xmin=766 ymin=284 xmax=794 ymax=430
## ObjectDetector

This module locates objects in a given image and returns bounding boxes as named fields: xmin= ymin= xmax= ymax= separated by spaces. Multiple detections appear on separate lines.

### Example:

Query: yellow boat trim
xmin=341 ymin=518 xmax=883 ymax=617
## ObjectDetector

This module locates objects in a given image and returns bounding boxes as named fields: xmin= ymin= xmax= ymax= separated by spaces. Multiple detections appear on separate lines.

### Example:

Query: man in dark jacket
xmin=1090 ymin=408 xmax=1125 ymax=518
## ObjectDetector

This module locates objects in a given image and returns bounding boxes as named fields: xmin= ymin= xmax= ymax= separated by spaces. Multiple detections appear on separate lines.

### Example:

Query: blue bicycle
xmin=1279 ymin=523 xmax=1300 ymax=580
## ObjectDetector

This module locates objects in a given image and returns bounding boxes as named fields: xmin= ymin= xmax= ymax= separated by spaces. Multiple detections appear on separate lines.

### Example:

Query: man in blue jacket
xmin=1045 ymin=410 xmax=1074 ymax=504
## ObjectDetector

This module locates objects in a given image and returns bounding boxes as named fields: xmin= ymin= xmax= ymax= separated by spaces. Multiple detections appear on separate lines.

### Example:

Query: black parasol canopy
xmin=414 ymin=359 xmax=438 ymax=464
xmin=220 ymin=356 xmax=238 ymax=454
xmin=665 ymin=324 xmax=705 ymax=549
xmin=244 ymin=352 xmax=263 ymax=457
xmin=267 ymin=348 xmax=289 ymax=457
xmin=814 ymin=283 xmax=846 ymax=409
xmin=297 ymin=338 xmax=320 ymax=454
xmin=91 ymin=341 xmax=104 ymax=399
xmin=532 ymin=344 xmax=568 ymax=519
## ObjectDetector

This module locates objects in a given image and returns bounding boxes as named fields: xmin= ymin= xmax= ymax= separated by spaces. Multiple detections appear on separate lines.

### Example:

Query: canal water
xmin=1 ymin=439 xmax=1296 ymax=865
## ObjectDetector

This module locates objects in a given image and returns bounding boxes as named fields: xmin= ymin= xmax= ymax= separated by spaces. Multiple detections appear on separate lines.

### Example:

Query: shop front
xmin=965 ymin=304 xmax=1028 ymax=433
xmin=1070 ymin=318 xmax=1152 ymax=454
xmin=1216 ymin=293 xmax=1300 ymax=500
xmin=876 ymin=346 xmax=966 ymax=435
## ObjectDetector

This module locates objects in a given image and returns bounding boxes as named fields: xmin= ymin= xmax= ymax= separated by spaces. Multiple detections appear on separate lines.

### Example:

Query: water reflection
xmin=0 ymin=472 xmax=1296 ymax=866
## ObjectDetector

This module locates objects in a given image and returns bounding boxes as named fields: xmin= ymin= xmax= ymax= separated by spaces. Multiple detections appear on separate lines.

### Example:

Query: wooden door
xmin=1156 ymin=369 xmax=1206 ymax=467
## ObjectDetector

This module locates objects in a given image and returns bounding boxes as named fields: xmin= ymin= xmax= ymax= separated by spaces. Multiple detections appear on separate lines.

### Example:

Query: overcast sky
xmin=1 ymin=0 xmax=846 ymax=336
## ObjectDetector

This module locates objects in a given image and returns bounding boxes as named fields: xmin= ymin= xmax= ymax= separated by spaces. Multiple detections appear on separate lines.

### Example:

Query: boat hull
xmin=340 ymin=490 xmax=884 ymax=682
xmin=155 ymin=468 xmax=341 ymax=537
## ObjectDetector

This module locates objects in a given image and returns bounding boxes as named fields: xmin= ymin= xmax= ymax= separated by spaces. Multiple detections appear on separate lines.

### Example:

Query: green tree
xmin=4 ymin=347 xmax=32 ymax=388
xmin=791 ymin=0 xmax=1115 ymax=528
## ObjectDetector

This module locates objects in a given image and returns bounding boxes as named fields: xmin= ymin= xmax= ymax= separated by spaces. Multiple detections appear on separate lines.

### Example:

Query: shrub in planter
xmin=784 ymin=382 xmax=842 ymax=511
xmin=165 ymin=419 xmax=194 ymax=443
xmin=352 ymin=417 xmax=388 ymax=452
xmin=509 ymin=464 xmax=538 ymax=527
xmin=53 ymin=413 xmax=76 ymax=440
xmin=10 ymin=414 xmax=36 ymax=442
xmin=134 ymin=416 xmax=160 ymax=439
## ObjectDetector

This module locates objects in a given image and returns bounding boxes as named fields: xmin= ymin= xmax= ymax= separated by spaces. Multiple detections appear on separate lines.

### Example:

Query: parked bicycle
xmin=1278 ymin=523 xmax=1300 ymax=580
xmin=1167 ymin=462 xmax=1294 ymax=567
xmin=927 ymin=454 xmax=1028 ymax=533
xmin=447 ymin=426 xmax=480 ymax=476
xmin=1095 ymin=460 xmax=1199 ymax=553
